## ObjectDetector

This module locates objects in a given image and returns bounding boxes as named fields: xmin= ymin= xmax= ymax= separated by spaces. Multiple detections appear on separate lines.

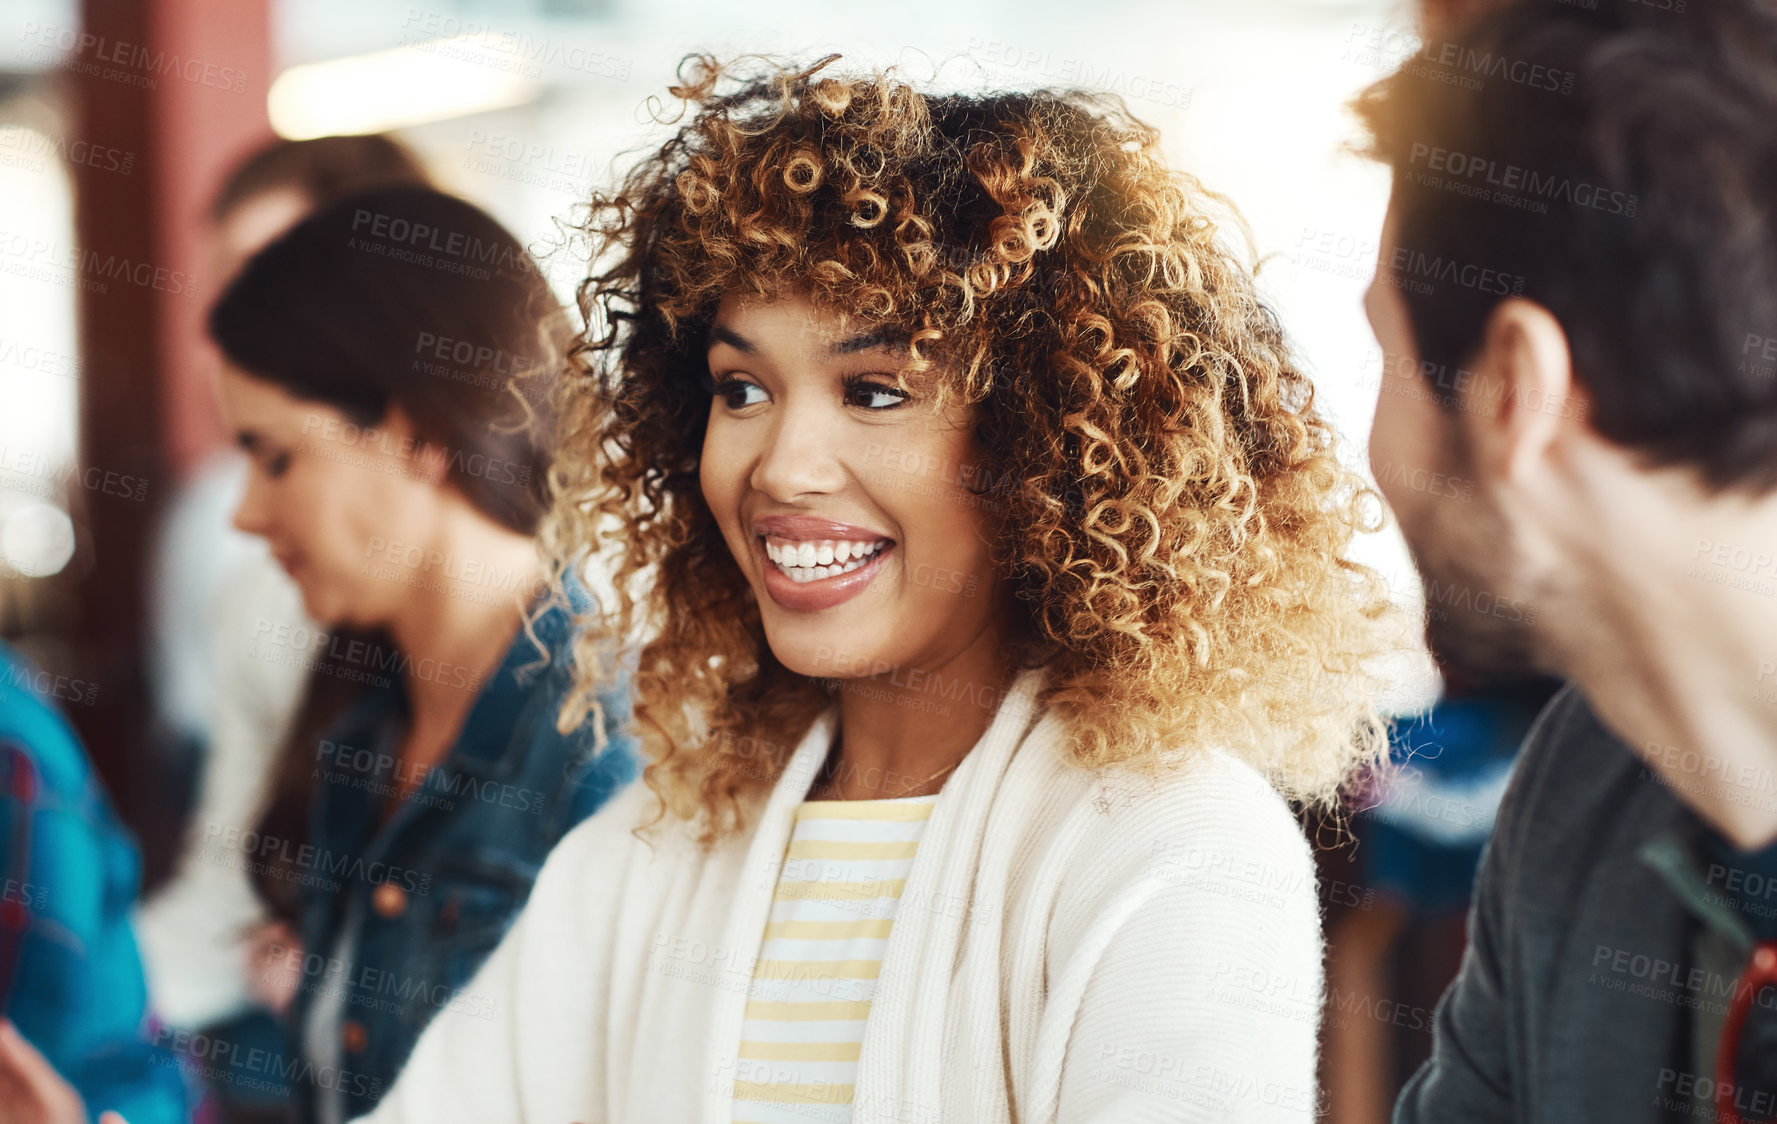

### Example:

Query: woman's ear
xmin=383 ymin=404 xmax=450 ymax=488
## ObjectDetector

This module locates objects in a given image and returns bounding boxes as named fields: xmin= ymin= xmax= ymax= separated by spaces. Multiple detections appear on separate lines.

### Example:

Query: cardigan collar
xmin=700 ymin=664 xmax=1053 ymax=1124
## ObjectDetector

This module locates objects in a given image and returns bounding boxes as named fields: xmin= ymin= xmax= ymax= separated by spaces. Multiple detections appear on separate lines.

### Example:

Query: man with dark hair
xmin=1355 ymin=0 xmax=1777 ymax=1120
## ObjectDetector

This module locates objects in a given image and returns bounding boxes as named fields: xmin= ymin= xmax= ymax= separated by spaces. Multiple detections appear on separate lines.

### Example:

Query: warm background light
xmin=267 ymin=41 xmax=541 ymax=139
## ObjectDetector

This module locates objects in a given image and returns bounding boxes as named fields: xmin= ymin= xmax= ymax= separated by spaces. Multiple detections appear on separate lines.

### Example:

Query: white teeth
xmin=762 ymin=536 xmax=890 ymax=583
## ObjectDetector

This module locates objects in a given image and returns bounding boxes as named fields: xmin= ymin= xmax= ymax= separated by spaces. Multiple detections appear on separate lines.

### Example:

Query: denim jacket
xmin=287 ymin=584 xmax=637 ymax=1123
xmin=0 ymin=642 xmax=187 ymax=1124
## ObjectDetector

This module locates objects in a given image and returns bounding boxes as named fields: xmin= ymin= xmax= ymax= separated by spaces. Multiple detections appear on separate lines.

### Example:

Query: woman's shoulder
xmin=1087 ymin=746 xmax=1303 ymax=836
xmin=989 ymin=735 xmax=1321 ymax=999
xmin=1008 ymin=674 xmax=1306 ymax=853
xmin=547 ymin=778 xmax=665 ymax=863
xmin=536 ymin=777 xmax=753 ymax=900
xmin=1018 ymin=741 xmax=1316 ymax=920
xmin=1018 ymin=727 xmax=1305 ymax=846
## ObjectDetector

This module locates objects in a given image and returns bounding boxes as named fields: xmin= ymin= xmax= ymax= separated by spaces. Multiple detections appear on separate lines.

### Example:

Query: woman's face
xmin=218 ymin=364 xmax=443 ymax=629
xmin=699 ymin=291 xmax=1009 ymax=683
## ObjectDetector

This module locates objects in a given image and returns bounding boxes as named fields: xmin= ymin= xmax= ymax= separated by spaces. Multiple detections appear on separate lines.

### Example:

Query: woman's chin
xmin=294 ymin=585 xmax=349 ymax=632
xmin=765 ymin=630 xmax=887 ymax=682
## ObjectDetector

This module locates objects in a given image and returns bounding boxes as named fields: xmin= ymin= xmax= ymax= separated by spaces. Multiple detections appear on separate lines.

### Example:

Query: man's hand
xmin=0 ymin=1018 xmax=127 ymax=1124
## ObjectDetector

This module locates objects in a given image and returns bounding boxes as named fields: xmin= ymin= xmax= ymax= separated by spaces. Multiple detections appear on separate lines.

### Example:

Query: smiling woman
xmin=546 ymin=55 xmax=1404 ymax=833
xmin=361 ymin=55 xmax=1407 ymax=1124
xmin=694 ymin=290 xmax=1016 ymax=777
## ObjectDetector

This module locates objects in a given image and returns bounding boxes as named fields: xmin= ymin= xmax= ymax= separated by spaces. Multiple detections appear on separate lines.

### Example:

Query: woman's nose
xmin=232 ymin=471 xmax=271 ymax=537
xmin=748 ymin=405 xmax=849 ymax=502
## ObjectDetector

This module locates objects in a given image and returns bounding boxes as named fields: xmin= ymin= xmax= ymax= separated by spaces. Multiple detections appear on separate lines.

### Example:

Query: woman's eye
xmin=710 ymin=376 xmax=768 ymax=410
xmin=265 ymin=451 xmax=292 ymax=478
xmin=844 ymin=377 xmax=908 ymax=411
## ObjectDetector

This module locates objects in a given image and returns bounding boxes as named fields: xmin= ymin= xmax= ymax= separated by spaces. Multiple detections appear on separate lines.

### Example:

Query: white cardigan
xmin=361 ymin=668 xmax=1324 ymax=1123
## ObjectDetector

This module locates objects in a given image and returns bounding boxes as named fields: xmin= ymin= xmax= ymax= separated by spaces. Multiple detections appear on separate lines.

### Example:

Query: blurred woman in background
xmin=138 ymin=137 xmax=437 ymax=1118
xmin=361 ymin=56 xmax=1405 ymax=1123
xmin=206 ymin=185 xmax=638 ymax=1123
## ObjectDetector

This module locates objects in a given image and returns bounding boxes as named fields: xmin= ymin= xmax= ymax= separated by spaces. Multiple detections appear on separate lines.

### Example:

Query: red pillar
xmin=145 ymin=0 xmax=273 ymax=476
xmin=66 ymin=0 xmax=269 ymax=876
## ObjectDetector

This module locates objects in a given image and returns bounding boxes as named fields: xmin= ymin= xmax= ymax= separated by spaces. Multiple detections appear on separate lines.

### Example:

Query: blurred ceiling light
xmin=1 ymin=502 xmax=75 ymax=578
xmin=269 ymin=42 xmax=542 ymax=139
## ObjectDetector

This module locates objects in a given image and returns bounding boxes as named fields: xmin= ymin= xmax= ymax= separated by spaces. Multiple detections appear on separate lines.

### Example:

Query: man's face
xmin=1364 ymin=201 xmax=1548 ymax=678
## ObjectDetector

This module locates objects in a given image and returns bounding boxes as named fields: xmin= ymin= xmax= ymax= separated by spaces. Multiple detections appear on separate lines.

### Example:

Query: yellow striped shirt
xmin=731 ymin=794 xmax=939 ymax=1124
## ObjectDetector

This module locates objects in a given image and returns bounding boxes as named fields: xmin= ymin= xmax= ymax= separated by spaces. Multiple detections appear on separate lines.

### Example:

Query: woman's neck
xmin=814 ymin=612 xmax=1017 ymax=800
xmin=383 ymin=508 xmax=541 ymax=758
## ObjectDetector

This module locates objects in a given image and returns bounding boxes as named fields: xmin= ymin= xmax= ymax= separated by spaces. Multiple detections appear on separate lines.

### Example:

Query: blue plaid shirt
xmin=0 ymin=641 xmax=187 ymax=1124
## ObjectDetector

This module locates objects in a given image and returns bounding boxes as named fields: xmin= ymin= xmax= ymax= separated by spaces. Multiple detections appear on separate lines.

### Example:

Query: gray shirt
xmin=1396 ymin=683 xmax=1777 ymax=1122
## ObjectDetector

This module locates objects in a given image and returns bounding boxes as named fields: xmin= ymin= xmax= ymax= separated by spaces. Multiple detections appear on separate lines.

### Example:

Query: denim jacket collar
xmin=329 ymin=574 xmax=593 ymax=786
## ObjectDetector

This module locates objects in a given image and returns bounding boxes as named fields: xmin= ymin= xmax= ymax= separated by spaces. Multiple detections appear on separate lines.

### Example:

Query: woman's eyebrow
xmin=707 ymin=323 xmax=908 ymax=355
xmin=829 ymin=327 xmax=910 ymax=355
xmin=708 ymin=324 xmax=754 ymax=353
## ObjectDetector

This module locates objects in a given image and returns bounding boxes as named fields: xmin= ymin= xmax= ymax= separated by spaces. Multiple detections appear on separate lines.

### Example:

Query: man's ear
xmin=1464 ymin=298 xmax=1587 ymax=487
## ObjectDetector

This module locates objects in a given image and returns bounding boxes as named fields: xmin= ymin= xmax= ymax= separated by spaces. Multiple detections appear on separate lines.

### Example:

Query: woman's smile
xmin=753 ymin=513 xmax=897 ymax=611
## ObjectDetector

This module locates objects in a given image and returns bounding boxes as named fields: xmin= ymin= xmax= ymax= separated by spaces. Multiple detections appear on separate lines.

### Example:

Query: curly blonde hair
xmin=544 ymin=54 xmax=1404 ymax=844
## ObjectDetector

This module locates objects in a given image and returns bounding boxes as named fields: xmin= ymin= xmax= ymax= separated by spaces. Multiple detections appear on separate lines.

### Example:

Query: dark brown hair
xmin=1355 ymin=0 xmax=1777 ymax=494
